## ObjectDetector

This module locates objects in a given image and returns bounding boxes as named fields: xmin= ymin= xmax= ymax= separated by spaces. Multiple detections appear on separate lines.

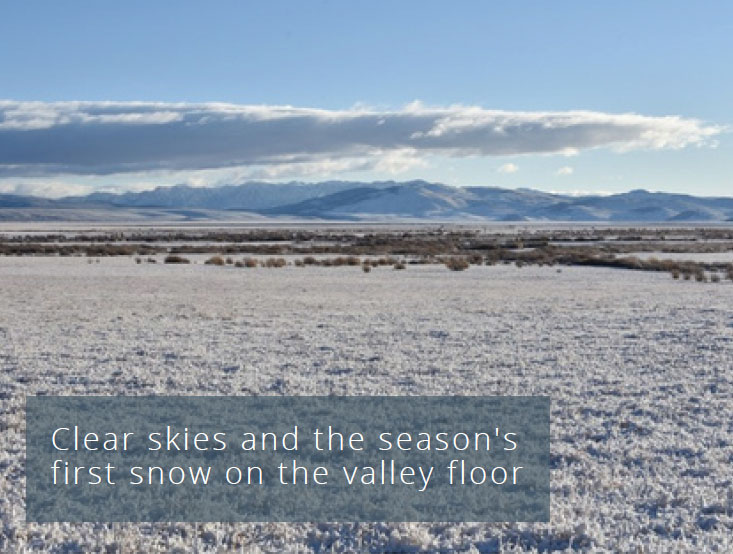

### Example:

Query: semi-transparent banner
xmin=26 ymin=396 xmax=550 ymax=522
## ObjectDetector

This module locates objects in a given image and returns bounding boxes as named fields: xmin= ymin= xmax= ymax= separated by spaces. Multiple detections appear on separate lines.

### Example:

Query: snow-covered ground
xmin=1 ymin=256 xmax=732 ymax=552
xmin=628 ymin=251 xmax=733 ymax=263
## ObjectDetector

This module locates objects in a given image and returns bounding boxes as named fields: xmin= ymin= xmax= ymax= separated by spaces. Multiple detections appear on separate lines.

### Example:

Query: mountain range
xmin=1 ymin=180 xmax=732 ymax=222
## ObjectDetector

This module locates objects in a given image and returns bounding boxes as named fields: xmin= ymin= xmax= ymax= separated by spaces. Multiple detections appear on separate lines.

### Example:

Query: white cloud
xmin=556 ymin=166 xmax=574 ymax=176
xmin=498 ymin=163 xmax=519 ymax=174
xmin=0 ymin=100 xmax=722 ymax=182
xmin=0 ymin=181 xmax=95 ymax=198
xmin=373 ymin=148 xmax=429 ymax=174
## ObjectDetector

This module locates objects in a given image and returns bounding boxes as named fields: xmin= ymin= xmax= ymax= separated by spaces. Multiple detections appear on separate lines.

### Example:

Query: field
xmin=1 ymin=225 xmax=732 ymax=552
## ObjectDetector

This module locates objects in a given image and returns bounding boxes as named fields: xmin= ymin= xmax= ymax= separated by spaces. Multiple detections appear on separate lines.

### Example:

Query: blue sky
xmin=0 ymin=1 xmax=730 ymax=197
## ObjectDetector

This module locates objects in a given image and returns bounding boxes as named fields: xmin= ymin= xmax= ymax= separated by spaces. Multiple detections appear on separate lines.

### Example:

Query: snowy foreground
xmin=1 ymin=256 xmax=732 ymax=552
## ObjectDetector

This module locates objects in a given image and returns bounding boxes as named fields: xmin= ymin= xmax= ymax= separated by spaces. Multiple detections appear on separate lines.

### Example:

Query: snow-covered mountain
xmin=1 ymin=181 xmax=732 ymax=222
xmin=64 ymin=181 xmax=367 ymax=210
xmin=259 ymin=182 xmax=733 ymax=221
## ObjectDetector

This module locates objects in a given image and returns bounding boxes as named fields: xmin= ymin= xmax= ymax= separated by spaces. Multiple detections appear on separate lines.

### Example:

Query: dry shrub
xmin=244 ymin=258 xmax=258 ymax=268
xmin=226 ymin=257 xmax=234 ymax=265
xmin=362 ymin=263 xmax=371 ymax=273
xmin=264 ymin=257 xmax=286 ymax=268
xmin=393 ymin=262 xmax=406 ymax=270
xmin=234 ymin=261 xmax=245 ymax=268
xmin=164 ymin=255 xmax=190 ymax=264
xmin=617 ymin=256 xmax=644 ymax=270
xmin=205 ymin=256 xmax=226 ymax=266
xmin=330 ymin=256 xmax=362 ymax=266
xmin=85 ymin=244 xmax=137 ymax=257
xmin=445 ymin=257 xmax=470 ymax=271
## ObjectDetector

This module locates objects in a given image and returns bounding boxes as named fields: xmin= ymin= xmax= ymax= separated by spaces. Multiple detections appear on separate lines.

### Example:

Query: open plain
xmin=1 ymin=226 xmax=732 ymax=552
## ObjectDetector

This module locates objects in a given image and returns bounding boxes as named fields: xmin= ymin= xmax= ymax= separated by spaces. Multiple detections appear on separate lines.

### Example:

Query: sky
xmin=0 ymin=1 xmax=731 ymax=197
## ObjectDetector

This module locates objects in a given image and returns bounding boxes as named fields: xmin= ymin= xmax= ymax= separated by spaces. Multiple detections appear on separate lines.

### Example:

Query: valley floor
xmin=1 ymin=255 xmax=732 ymax=551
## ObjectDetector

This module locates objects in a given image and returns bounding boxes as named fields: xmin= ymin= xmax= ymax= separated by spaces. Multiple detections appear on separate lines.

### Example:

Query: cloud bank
xmin=0 ymin=100 xmax=722 ymax=179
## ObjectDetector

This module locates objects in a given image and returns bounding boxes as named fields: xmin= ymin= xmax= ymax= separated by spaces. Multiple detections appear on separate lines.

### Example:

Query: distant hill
xmin=63 ymin=181 xmax=365 ymax=210
xmin=1 ymin=181 xmax=732 ymax=222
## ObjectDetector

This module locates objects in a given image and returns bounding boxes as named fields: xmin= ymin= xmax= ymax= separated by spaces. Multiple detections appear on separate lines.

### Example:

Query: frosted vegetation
xmin=1 ymin=225 xmax=732 ymax=552
xmin=2 ymin=226 xmax=733 ymax=282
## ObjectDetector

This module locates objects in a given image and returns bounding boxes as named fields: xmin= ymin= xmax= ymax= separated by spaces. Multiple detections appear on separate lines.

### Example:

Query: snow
xmin=1 ymin=256 xmax=732 ymax=551
xmin=629 ymin=251 xmax=733 ymax=263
